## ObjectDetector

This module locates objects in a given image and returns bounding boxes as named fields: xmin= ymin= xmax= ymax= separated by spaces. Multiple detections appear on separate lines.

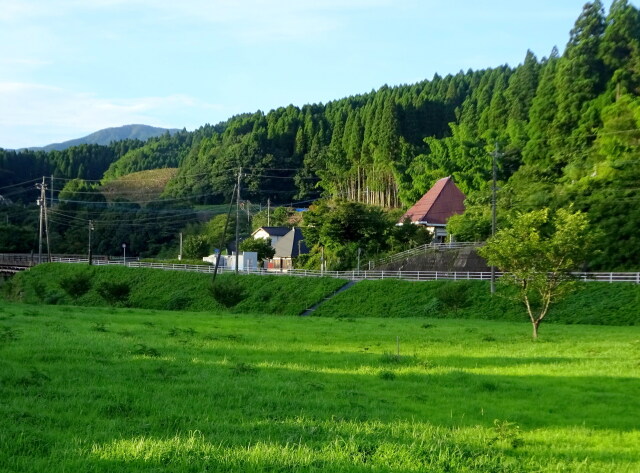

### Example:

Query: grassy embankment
xmin=5 ymin=263 xmax=640 ymax=326
xmin=3 ymin=263 xmax=347 ymax=315
xmin=0 ymin=302 xmax=638 ymax=472
xmin=312 ymin=279 xmax=640 ymax=326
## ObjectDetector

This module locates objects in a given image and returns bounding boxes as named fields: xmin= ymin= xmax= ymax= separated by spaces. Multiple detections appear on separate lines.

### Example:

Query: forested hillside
xmin=1 ymin=0 xmax=638 ymax=268
xmin=0 ymin=140 xmax=145 ymax=203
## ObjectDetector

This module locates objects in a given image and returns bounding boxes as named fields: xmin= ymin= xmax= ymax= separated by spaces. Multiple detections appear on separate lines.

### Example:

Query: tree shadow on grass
xmin=4 ymin=361 xmax=639 ymax=473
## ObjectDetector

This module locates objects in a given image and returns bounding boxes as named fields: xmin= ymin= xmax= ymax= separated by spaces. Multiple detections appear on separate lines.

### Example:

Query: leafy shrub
xmin=435 ymin=281 xmax=472 ymax=313
xmin=59 ymin=272 xmax=92 ymax=299
xmin=165 ymin=292 xmax=192 ymax=311
xmin=210 ymin=277 xmax=246 ymax=308
xmin=31 ymin=280 xmax=47 ymax=300
xmin=422 ymin=298 xmax=443 ymax=315
xmin=97 ymin=281 xmax=131 ymax=305
xmin=183 ymin=234 xmax=210 ymax=259
xmin=44 ymin=290 xmax=65 ymax=305
xmin=489 ymin=419 xmax=524 ymax=448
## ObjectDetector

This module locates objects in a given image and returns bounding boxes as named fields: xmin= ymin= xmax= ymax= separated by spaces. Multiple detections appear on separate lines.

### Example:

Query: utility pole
xmin=212 ymin=183 xmax=237 ymax=284
xmin=36 ymin=177 xmax=51 ymax=262
xmin=490 ymin=143 xmax=500 ymax=294
xmin=178 ymin=232 xmax=183 ymax=261
xmin=88 ymin=220 xmax=94 ymax=265
xmin=44 ymin=190 xmax=51 ymax=262
xmin=36 ymin=181 xmax=44 ymax=264
xmin=50 ymin=175 xmax=54 ymax=207
xmin=267 ymin=198 xmax=270 ymax=226
xmin=235 ymin=167 xmax=241 ymax=274
xmin=357 ymin=247 xmax=362 ymax=272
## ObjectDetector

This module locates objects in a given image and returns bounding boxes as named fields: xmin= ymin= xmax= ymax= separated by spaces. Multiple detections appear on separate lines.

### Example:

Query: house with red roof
xmin=399 ymin=176 xmax=466 ymax=243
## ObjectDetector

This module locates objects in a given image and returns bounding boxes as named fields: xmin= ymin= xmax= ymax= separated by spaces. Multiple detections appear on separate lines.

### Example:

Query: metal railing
xmin=47 ymin=257 xmax=640 ymax=283
xmin=372 ymin=241 xmax=484 ymax=268
xmin=0 ymin=253 xmax=111 ymax=265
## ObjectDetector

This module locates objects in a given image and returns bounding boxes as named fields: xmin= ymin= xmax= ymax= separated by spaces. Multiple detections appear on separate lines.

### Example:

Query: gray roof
xmin=273 ymin=228 xmax=309 ymax=258
xmin=252 ymin=226 xmax=291 ymax=238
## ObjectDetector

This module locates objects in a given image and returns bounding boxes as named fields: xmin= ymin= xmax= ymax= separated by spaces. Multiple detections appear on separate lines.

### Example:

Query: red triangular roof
xmin=400 ymin=176 xmax=465 ymax=225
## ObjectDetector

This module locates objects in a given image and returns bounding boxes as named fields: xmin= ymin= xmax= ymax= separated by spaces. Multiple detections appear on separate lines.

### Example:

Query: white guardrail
xmin=49 ymin=257 xmax=640 ymax=283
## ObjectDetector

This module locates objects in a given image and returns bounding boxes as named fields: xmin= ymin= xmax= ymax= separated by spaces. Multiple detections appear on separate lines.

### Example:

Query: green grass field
xmin=1 ymin=301 xmax=638 ymax=472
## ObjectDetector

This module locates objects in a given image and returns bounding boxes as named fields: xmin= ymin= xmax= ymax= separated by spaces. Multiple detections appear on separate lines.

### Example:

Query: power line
xmin=0 ymin=178 xmax=41 ymax=191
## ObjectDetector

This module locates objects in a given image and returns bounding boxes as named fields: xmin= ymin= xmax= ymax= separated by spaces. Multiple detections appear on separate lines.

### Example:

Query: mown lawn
xmin=0 ymin=302 xmax=638 ymax=472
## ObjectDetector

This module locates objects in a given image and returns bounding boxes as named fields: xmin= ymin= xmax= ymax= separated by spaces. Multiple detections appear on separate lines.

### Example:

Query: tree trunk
xmin=532 ymin=320 xmax=540 ymax=339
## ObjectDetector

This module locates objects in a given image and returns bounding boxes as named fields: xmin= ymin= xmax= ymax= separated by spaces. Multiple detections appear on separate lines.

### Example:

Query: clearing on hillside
xmin=100 ymin=168 xmax=178 ymax=204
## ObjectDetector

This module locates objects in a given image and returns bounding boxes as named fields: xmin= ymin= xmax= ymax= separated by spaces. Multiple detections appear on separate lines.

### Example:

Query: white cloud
xmin=0 ymin=0 xmax=396 ymax=42
xmin=0 ymin=1 xmax=40 ymax=21
xmin=0 ymin=82 xmax=221 ymax=148
xmin=0 ymin=58 xmax=52 ymax=67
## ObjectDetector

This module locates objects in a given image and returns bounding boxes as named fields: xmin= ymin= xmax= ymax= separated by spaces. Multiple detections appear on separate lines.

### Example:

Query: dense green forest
xmin=1 ymin=0 xmax=639 ymax=269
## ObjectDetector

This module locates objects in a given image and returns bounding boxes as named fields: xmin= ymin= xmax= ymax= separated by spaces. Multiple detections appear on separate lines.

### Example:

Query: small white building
xmin=251 ymin=227 xmax=291 ymax=247
xmin=203 ymin=251 xmax=258 ymax=270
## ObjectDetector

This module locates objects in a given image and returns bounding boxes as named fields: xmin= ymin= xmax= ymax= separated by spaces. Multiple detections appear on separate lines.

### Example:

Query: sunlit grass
xmin=1 ymin=301 xmax=638 ymax=472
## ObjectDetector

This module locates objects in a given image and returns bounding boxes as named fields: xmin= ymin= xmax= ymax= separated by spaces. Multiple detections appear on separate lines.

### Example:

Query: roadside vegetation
xmin=0 ymin=302 xmax=638 ymax=472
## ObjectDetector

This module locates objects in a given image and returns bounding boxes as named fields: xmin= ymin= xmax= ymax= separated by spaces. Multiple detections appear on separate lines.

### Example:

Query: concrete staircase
xmin=300 ymin=280 xmax=357 ymax=316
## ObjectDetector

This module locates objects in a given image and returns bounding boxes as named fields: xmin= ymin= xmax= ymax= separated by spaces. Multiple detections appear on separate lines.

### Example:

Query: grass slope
xmin=312 ymin=279 xmax=640 ymax=326
xmin=5 ymin=264 xmax=640 ymax=326
xmin=100 ymin=168 xmax=178 ymax=204
xmin=4 ymin=263 xmax=347 ymax=315
xmin=0 ymin=302 xmax=638 ymax=472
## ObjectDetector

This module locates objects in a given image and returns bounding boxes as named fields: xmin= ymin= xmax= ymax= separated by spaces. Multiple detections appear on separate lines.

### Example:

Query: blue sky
xmin=0 ymin=0 xmax=613 ymax=149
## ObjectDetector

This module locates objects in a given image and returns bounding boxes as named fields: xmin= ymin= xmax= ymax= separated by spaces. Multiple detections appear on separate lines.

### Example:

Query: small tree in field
xmin=478 ymin=208 xmax=591 ymax=339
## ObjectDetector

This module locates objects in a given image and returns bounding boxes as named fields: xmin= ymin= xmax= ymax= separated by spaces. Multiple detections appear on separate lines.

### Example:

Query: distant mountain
xmin=26 ymin=124 xmax=180 ymax=152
